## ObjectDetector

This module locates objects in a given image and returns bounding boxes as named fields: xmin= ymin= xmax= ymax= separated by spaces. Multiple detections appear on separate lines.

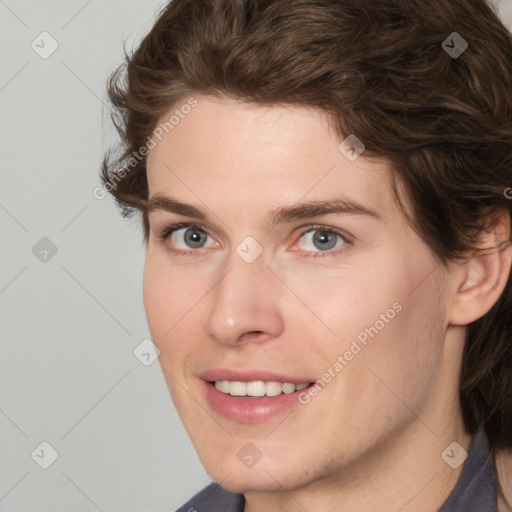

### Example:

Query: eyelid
xmin=297 ymin=224 xmax=353 ymax=244
xmin=158 ymin=222 xmax=214 ymax=243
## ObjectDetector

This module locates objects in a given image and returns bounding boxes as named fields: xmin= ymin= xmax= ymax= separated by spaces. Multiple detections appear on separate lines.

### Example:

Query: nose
xmin=203 ymin=252 xmax=284 ymax=347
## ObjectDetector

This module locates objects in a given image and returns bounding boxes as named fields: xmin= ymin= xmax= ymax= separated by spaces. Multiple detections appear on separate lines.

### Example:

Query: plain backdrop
xmin=1 ymin=1 xmax=511 ymax=511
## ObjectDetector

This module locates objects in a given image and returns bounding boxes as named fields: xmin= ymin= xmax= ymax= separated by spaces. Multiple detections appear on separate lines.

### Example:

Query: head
xmin=102 ymin=0 xmax=512 ymax=494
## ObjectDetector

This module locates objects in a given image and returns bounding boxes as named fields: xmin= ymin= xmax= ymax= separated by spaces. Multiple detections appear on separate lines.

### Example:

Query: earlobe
xmin=449 ymin=211 xmax=512 ymax=326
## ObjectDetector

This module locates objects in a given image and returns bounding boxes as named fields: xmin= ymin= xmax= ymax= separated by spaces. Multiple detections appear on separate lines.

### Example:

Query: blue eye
xmin=156 ymin=223 xmax=350 ymax=259
xmin=297 ymin=227 xmax=347 ymax=256
xmin=159 ymin=223 xmax=216 ymax=257
xmin=172 ymin=226 xmax=210 ymax=249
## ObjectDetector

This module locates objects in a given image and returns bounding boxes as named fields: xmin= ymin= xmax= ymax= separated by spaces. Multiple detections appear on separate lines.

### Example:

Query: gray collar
xmin=439 ymin=430 xmax=498 ymax=511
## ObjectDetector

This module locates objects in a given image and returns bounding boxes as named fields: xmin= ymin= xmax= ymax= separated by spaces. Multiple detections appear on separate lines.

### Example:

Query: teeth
xmin=214 ymin=380 xmax=310 ymax=397
xmin=247 ymin=381 xmax=266 ymax=396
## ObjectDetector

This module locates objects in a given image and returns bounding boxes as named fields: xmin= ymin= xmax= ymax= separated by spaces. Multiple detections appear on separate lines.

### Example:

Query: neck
xmin=496 ymin=449 xmax=512 ymax=512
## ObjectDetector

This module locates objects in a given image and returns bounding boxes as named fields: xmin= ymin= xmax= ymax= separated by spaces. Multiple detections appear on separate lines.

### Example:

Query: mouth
xmin=199 ymin=369 xmax=317 ymax=421
xmin=210 ymin=380 xmax=313 ymax=398
xmin=201 ymin=377 xmax=316 ymax=422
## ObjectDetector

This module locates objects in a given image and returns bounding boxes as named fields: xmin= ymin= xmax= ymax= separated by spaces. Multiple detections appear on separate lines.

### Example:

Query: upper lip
xmin=200 ymin=369 xmax=314 ymax=385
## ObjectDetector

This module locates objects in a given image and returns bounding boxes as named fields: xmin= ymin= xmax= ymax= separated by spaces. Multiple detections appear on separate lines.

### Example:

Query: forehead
xmin=146 ymin=95 xmax=397 ymax=222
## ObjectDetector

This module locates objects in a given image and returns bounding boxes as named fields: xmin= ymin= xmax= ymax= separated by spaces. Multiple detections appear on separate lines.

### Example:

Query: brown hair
xmin=101 ymin=0 xmax=512 ymax=452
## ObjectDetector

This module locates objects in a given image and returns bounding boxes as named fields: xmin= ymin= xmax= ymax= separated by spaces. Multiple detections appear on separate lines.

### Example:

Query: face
xmin=143 ymin=95 xmax=455 ymax=493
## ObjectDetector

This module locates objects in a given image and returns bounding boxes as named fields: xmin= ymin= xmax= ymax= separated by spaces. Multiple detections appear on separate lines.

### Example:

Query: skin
xmin=143 ymin=95 xmax=512 ymax=512
xmin=497 ymin=450 xmax=512 ymax=512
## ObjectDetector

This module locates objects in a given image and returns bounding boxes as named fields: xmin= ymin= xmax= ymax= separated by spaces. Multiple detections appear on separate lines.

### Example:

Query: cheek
xmin=316 ymin=255 xmax=446 ymax=413
xmin=142 ymin=261 xmax=167 ymax=338
xmin=142 ymin=254 xmax=205 ymax=369
xmin=143 ymin=263 xmax=190 ymax=406
xmin=142 ymin=254 xmax=189 ymax=346
xmin=143 ymin=252 xmax=193 ymax=330
xmin=300 ymin=271 xmax=402 ymax=359
xmin=351 ymin=283 xmax=447 ymax=418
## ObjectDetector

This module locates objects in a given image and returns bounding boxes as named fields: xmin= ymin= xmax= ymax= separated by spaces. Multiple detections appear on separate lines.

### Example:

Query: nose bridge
xmin=203 ymin=245 xmax=283 ymax=345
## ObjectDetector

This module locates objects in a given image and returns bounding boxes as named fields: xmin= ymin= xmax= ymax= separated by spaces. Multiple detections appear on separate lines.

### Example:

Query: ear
xmin=449 ymin=209 xmax=512 ymax=326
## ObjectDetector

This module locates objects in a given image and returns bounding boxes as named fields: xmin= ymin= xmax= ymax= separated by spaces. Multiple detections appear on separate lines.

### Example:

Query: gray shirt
xmin=176 ymin=431 xmax=498 ymax=512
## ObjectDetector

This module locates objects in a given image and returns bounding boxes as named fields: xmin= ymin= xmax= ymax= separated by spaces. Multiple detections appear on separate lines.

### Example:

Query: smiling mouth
xmin=211 ymin=380 xmax=313 ymax=397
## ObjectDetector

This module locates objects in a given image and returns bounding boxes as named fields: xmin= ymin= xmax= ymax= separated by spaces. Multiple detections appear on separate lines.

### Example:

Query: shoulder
xmin=175 ymin=482 xmax=244 ymax=512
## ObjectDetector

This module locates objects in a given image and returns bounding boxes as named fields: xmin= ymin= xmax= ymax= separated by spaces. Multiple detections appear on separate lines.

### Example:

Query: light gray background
xmin=1 ymin=1 xmax=511 ymax=511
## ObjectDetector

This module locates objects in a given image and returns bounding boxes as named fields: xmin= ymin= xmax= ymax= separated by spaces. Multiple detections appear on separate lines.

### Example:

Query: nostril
xmin=240 ymin=331 xmax=264 ymax=342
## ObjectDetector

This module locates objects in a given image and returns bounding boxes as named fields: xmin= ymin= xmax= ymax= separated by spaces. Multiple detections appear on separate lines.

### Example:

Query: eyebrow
xmin=147 ymin=194 xmax=382 ymax=230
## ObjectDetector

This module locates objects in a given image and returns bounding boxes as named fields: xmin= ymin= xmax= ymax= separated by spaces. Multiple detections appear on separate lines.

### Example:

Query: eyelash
xmin=155 ymin=222 xmax=351 ymax=259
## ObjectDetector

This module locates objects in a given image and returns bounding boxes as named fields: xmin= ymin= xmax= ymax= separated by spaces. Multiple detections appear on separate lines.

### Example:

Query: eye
xmin=171 ymin=226 xmax=210 ymax=249
xmin=295 ymin=226 xmax=349 ymax=258
xmin=155 ymin=222 xmax=350 ymax=259
xmin=156 ymin=222 xmax=218 ymax=256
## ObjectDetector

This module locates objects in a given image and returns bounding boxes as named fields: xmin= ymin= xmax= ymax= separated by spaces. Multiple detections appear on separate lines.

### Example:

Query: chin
xmin=210 ymin=471 xmax=290 ymax=494
xmin=202 ymin=455 xmax=305 ymax=494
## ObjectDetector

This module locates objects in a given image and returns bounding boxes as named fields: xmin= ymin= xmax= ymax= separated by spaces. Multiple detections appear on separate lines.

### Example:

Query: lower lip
xmin=202 ymin=381 xmax=311 ymax=423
